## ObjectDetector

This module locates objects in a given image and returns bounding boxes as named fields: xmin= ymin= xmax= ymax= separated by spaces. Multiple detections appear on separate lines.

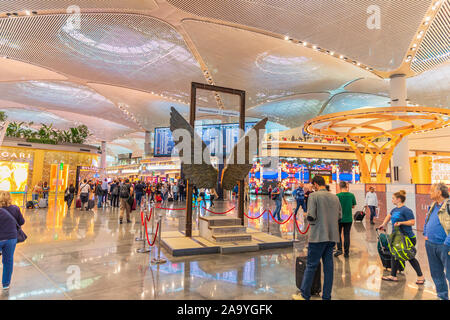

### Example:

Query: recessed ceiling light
xmin=303 ymin=42 xmax=308 ymax=46
xmin=339 ymin=55 xmax=344 ymax=59
xmin=330 ymin=51 xmax=334 ymax=55
xmin=412 ymin=43 xmax=417 ymax=47
xmin=284 ymin=35 xmax=289 ymax=41
xmin=425 ymin=16 xmax=431 ymax=21
xmin=24 ymin=10 xmax=31 ymax=15
xmin=357 ymin=62 xmax=361 ymax=66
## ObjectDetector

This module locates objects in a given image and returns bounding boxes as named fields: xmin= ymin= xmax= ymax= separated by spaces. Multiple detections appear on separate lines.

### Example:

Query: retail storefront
xmin=0 ymin=139 xmax=100 ymax=192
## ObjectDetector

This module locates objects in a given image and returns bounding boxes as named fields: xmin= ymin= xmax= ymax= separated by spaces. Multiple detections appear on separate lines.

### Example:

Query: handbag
xmin=0 ymin=208 xmax=27 ymax=243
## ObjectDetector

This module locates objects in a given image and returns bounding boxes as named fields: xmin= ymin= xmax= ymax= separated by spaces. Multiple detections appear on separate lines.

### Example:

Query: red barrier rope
xmin=155 ymin=206 xmax=186 ymax=211
xmin=243 ymin=209 xmax=267 ymax=220
xmin=140 ymin=210 xmax=144 ymax=226
xmin=202 ymin=206 xmax=236 ymax=215
xmin=146 ymin=207 xmax=153 ymax=222
xmin=294 ymin=215 xmax=310 ymax=235
xmin=268 ymin=209 xmax=294 ymax=225
xmin=144 ymin=217 xmax=159 ymax=246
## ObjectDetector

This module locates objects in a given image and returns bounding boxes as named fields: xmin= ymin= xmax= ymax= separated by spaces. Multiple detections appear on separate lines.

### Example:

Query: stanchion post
xmin=137 ymin=198 xmax=150 ymax=253
xmin=135 ymin=199 xmax=145 ymax=242
xmin=151 ymin=211 xmax=167 ymax=265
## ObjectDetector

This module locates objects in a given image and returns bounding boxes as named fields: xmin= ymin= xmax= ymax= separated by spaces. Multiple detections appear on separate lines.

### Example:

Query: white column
xmin=144 ymin=131 xmax=151 ymax=157
xmin=390 ymin=74 xmax=411 ymax=184
xmin=101 ymin=141 xmax=107 ymax=174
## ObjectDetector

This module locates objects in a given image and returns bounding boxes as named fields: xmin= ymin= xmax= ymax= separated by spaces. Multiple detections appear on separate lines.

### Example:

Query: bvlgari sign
xmin=0 ymin=150 xmax=33 ymax=161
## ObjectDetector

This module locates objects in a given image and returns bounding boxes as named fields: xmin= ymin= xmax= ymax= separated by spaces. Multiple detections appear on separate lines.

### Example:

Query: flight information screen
xmin=154 ymin=122 xmax=257 ymax=157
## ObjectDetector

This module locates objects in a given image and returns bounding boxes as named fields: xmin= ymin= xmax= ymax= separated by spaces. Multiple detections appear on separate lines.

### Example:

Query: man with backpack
xmin=110 ymin=180 xmax=119 ymax=208
xmin=119 ymin=179 xmax=134 ymax=224
xmin=423 ymin=183 xmax=450 ymax=300
xmin=293 ymin=184 xmax=306 ymax=217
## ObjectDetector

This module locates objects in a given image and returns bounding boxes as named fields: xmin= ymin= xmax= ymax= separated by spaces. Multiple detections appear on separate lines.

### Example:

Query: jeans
xmin=300 ymin=241 xmax=335 ymax=300
xmin=0 ymin=238 xmax=17 ymax=287
xmin=136 ymin=192 xmax=143 ymax=207
xmin=425 ymin=240 xmax=450 ymax=300
xmin=368 ymin=206 xmax=377 ymax=222
xmin=102 ymin=190 xmax=108 ymax=204
xmin=97 ymin=195 xmax=103 ymax=208
xmin=391 ymin=237 xmax=423 ymax=277
xmin=294 ymin=199 xmax=305 ymax=216
xmin=337 ymin=222 xmax=352 ymax=254
xmin=273 ymin=199 xmax=282 ymax=220
xmin=32 ymin=193 xmax=39 ymax=201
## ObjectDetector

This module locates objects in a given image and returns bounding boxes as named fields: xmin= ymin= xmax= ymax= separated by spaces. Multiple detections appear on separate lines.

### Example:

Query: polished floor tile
xmin=0 ymin=195 xmax=442 ymax=300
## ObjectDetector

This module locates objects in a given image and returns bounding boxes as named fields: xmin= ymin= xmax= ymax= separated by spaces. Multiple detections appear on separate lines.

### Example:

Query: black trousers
xmin=111 ymin=195 xmax=119 ymax=207
xmin=337 ymin=222 xmax=352 ymax=254
xmin=391 ymin=237 xmax=423 ymax=277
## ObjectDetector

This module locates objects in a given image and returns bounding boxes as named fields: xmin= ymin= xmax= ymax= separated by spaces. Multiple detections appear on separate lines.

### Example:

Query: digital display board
xmin=154 ymin=122 xmax=257 ymax=157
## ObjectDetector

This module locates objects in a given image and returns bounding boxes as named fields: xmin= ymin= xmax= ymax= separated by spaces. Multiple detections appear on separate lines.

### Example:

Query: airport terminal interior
xmin=0 ymin=0 xmax=449 ymax=301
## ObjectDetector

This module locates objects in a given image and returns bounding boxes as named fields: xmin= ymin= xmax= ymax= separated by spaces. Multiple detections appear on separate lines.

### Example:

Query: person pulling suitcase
xmin=292 ymin=176 xmax=342 ymax=300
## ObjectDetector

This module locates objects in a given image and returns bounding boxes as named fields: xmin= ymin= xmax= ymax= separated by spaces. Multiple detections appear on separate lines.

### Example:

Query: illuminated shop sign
xmin=0 ymin=151 xmax=32 ymax=161
xmin=122 ymin=169 xmax=140 ymax=174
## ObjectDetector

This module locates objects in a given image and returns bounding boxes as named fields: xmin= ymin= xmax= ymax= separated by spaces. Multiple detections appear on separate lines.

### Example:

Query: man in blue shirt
xmin=423 ymin=183 xmax=450 ymax=300
xmin=293 ymin=184 xmax=305 ymax=217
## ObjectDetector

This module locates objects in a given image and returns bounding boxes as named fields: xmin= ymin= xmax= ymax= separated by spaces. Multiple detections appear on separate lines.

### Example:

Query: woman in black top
xmin=64 ymin=184 xmax=76 ymax=209
xmin=0 ymin=191 xmax=25 ymax=290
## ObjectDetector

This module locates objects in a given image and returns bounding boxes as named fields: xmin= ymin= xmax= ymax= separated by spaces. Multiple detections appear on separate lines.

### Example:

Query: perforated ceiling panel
xmin=0 ymin=106 xmax=74 ymax=128
xmin=411 ymin=0 xmax=450 ymax=73
xmin=0 ymin=13 xmax=204 ymax=101
xmin=88 ymin=83 xmax=190 ymax=131
xmin=407 ymin=61 xmax=450 ymax=108
xmin=247 ymin=93 xmax=329 ymax=128
xmin=0 ymin=58 xmax=67 ymax=81
xmin=0 ymin=0 xmax=157 ymax=13
xmin=322 ymin=92 xmax=390 ymax=115
xmin=0 ymin=81 xmax=139 ymax=129
xmin=169 ymin=0 xmax=431 ymax=71
xmin=183 ymin=21 xmax=378 ymax=108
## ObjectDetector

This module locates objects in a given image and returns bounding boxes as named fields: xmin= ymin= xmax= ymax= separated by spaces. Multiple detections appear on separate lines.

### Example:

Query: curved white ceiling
xmin=0 ymin=1 xmax=447 ymax=157
xmin=169 ymin=0 xmax=431 ymax=71
xmin=0 ymin=13 xmax=204 ymax=100
xmin=183 ymin=20 xmax=378 ymax=108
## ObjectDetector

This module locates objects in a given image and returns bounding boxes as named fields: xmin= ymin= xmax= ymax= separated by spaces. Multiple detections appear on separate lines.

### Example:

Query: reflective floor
xmin=0 ymin=195 xmax=441 ymax=300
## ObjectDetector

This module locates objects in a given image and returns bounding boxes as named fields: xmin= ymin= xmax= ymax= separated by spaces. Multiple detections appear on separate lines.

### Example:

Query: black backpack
xmin=119 ymin=184 xmax=130 ymax=199
xmin=26 ymin=201 xmax=34 ymax=209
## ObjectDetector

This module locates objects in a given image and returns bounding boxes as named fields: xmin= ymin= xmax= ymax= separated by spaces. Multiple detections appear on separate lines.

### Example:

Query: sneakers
xmin=344 ymin=253 xmax=349 ymax=258
xmin=292 ymin=293 xmax=306 ymax=300
xmin=3 ymin=285 xmax=9 ymax=290
xmin=334 ymin=251 xmax=343 ymax=257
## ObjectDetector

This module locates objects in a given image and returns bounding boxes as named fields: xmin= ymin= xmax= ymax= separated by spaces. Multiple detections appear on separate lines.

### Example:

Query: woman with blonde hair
xmin=0 ymin=191 xmax=25 ymax=290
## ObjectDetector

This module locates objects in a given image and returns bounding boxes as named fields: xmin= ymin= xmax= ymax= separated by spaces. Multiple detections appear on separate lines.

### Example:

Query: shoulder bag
xmin=0 ymin=208 xmax=27 ymax=243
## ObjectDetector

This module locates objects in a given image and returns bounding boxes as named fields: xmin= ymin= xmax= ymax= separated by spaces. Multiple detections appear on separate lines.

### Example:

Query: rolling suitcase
xmin=295 ymin=256 xmax=321 ymax=296
xmin=38 ymin=198 xmax=48 ymax=208
xmin=26 ymin=201 xmax=34 ymax=209
xmin=354 ymin=207 xmax=366 ymax=221
xmin=376 ymin=228 xmax=404 ymax=272
xmin=76 ymin=198 xmax=82 ymax=208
